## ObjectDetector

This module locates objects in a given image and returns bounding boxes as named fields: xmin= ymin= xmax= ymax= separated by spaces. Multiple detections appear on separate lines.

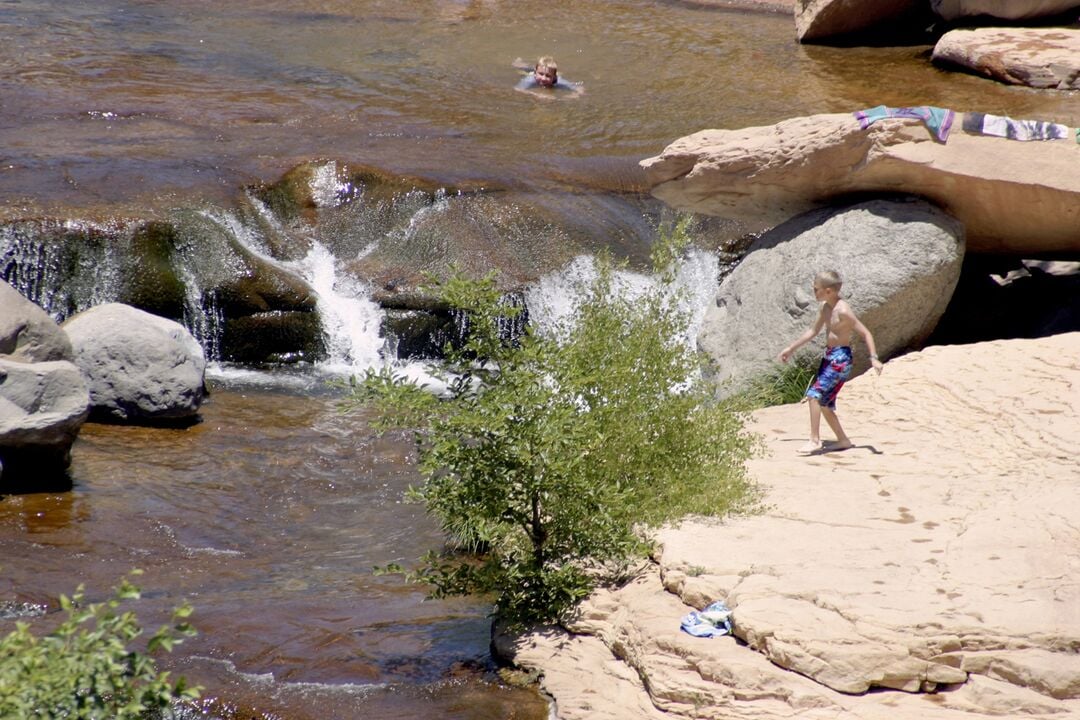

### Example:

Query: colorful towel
xmin=853 ymin=105 xmax=956 ymax=143
xmin=962 ymin=112 xmax=1071 ymax=141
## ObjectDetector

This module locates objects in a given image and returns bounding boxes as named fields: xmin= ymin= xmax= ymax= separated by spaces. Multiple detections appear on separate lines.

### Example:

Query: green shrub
xmin=351 ymin=240 xmax=760 ymax=626
xmin=0 ymin=572 xmax=199 ymax=719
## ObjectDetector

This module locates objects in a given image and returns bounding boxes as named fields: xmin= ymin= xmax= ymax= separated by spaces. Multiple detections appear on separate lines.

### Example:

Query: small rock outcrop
xmin=0 ymin=358 xmax=89 ymax=485
xmin=63 ymin=303 xmax=206 ymax=424
xmin=700 ymin=198 xmax=964 ymax=392
xmin=0 ymin=280 xmax=74 ymax=363
xmin=930 ymin=0 xmax=1080 ymax=21
xmin=933 ymin=27 xmax=1080 ymax=89
xmin=796 ymin=0 xmax=925 ymax=42
xmin=640 ymin=112 xmax=1080 ymax=255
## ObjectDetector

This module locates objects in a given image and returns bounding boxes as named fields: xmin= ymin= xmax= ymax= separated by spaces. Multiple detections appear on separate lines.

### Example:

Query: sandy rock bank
xmin=504 ymin=333 xmax=1080 ymax=720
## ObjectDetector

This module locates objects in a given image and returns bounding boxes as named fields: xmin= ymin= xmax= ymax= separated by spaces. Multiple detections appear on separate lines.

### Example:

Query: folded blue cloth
xmin=680 ymin=600 xmax=733 ymax=638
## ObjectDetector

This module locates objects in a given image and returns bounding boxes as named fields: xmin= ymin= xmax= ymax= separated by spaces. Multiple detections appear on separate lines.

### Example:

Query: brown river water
xmin=4 ymin=1 xmax=1080 ymax=718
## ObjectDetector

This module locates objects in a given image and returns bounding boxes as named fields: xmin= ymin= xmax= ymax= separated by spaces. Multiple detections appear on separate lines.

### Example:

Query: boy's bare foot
xmin=828 ymin=439 xmax=854 ymax=451
xmin=797 ymin=440 xmax=823 ymax=455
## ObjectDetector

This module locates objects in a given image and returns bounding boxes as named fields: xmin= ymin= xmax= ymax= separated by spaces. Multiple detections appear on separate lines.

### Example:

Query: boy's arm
xmin=848 ymin=311 xmax=883 ymax=375
xmin=777 ymin=304 xmax=826 ymax=363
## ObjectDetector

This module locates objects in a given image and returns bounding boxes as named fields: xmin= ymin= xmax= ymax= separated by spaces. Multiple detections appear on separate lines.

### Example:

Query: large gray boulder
xmin=0 ymin=358 xmax=89 ymax=484
xmin=930 ymin=0 xmax=1080 ymax=20
xmin=933 ymin=27 xmax=1080 ymax=89
xmin=63 ymin=303 xmax=206 ymax=423
xmin=0 ymin=280 xmax=74 ymax=362
xmin=700 ymin=198 xmax=965 ymax=393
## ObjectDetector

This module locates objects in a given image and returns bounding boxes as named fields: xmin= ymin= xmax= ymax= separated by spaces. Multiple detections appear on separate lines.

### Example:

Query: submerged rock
xmin=63 ymin=303 xmax=206 ymax=424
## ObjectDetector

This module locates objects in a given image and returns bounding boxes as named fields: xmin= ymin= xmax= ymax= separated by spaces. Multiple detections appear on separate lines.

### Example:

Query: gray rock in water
xmin=63 ymin=303 xmax=207 ymax=423
xmin=0 ymin=280 xmax=74 ymax=363
xmin=700 ymin=198 xmax=965 ymax=394
xmin=0 ymin=358 xmax=89 ymax=485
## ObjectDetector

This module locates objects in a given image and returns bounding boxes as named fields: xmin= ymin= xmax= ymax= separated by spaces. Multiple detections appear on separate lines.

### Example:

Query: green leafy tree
xmin=0 ymin=571 xmax=200 ymax=719
xmin=352 ymin=233 xmax=760 ymax=626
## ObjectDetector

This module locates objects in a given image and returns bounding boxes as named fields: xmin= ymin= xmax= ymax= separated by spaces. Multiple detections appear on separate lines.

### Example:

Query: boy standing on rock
xmin=777 ymin=270 xmax=883 ymax=455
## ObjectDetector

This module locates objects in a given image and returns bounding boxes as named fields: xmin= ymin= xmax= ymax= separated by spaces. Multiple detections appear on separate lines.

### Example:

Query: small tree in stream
xmin=351 ymin=229 xmax=759 ymax=626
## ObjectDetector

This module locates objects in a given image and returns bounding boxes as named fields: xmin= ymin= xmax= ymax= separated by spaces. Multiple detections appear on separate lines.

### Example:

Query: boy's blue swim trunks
xmin=806 ymin=346 xmax=853 ymax=410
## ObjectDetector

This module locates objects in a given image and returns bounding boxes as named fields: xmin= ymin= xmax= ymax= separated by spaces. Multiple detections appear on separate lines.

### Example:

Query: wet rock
xmin=0 ymin=358 xmax=89 ymax=487
xmin=220 ymin=310 xmax=325 ymax=365
xmin=249 ymin=160 xmax=456 ymax=227
xmin=0 ymin=280 xmax=74 ymax=362
xmin=63 ymin=303 xmax=206 ymax=424
xmin=700 ymin=198 xmax=964 ymax=393
xmin=381 ymin=309 xmax=455 ymax=360
xmin=641 ymin=111 xmax=1080 ymax=255
xmin=933 ymin=27 xmax=1080 ymax=89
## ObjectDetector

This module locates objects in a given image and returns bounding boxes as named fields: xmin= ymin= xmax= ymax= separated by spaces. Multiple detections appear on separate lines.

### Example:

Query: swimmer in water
xmin=513 ymin=56 xmax=584 ymax=98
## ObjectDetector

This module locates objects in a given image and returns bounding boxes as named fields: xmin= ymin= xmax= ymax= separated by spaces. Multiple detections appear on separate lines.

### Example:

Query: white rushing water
xmin=524 ymin=249 xmax=719 ymax=348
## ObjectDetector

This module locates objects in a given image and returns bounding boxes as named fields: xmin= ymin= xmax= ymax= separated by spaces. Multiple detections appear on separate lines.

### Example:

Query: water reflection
xmin=0 ymin=382 xmax=548 ymax=719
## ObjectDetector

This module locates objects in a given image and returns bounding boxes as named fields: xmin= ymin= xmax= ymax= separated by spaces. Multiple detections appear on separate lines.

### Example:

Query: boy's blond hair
xmin=815 ymin=270 xmax=842 ymax=290
xmin=536 ymin=55 xmax=557 ymax=71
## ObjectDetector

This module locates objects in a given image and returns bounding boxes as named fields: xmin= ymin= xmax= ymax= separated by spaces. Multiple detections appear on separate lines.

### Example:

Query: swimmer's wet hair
xmin=536 ymin=55 xmax=557 ymax=70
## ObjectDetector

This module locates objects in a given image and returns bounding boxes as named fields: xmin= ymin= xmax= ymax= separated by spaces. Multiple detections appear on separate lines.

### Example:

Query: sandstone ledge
xmin=504 ymin=332 xmax=1080 ymax=720
xmin=641 ymin=112 xmax=1080 ymax=255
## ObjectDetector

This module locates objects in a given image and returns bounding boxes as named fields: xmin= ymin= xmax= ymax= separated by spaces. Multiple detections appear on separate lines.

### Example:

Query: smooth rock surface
xmin=0 ymin=280 xmax=74 ymax=363
xmin=0 ymin=358 xmax=89 ymax=483
xmin=700 ymin=198 xmax=964 ymax=391
xmin=505 ymin=333 xmax=1080 ymax=720
xmin=63 ymin=303 xmax=206 ymax=423
xmin=640 ymin=112 xmax=1080 ymax=255
xmin=933 ymin=27 xmax=1080 ymax=89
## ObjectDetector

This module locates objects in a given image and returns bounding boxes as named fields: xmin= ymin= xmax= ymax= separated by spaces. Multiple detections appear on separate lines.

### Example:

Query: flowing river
xmin=4 ymin=1 xmax=1080 ymax=718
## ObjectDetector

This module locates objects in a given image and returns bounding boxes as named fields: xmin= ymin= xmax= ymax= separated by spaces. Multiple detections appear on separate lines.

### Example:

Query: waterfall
xmin=524 ymin=249 xmax=719 ymax=348
xmin=198 ymin=204 xmax=390 ymax=375
xmin=0 ymin=220 xmax=126 ymax=323
xmin=299 ymin=242 xmax=385 ymax=373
